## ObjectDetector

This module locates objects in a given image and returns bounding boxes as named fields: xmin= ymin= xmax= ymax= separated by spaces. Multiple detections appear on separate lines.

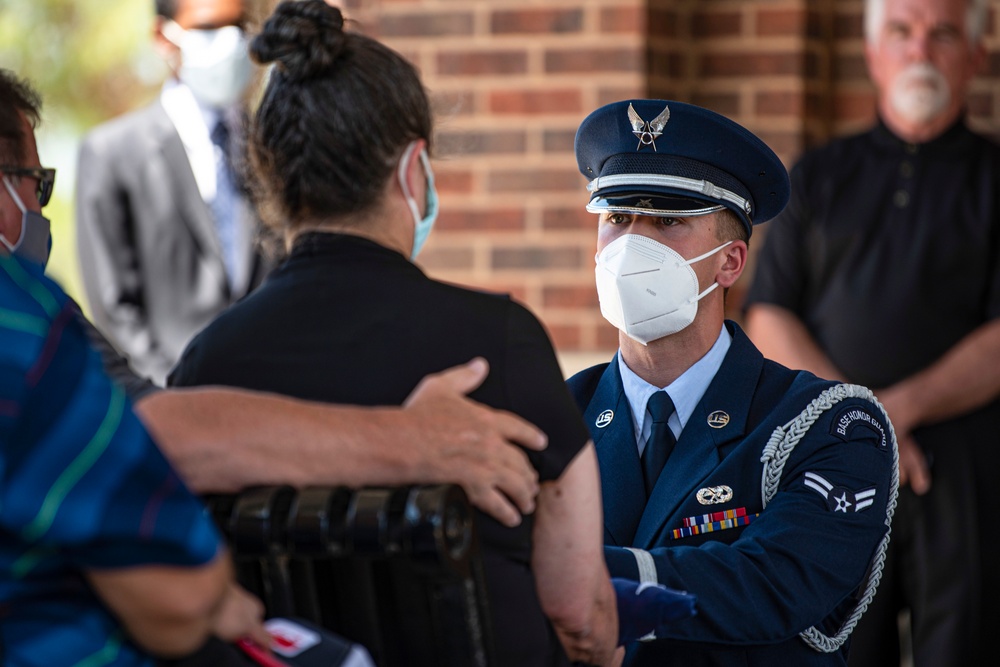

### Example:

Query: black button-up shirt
xmin=746 ymin=118 xmax=1000 ymax=390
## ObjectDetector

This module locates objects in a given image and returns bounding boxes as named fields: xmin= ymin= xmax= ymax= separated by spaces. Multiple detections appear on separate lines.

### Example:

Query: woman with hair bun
xmin=169 ymin=1 xmax=618 ymax=665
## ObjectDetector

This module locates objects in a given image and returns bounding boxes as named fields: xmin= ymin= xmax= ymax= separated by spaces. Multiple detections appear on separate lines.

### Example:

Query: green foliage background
xmin=0 ymin=0 xmax=163 ymax=309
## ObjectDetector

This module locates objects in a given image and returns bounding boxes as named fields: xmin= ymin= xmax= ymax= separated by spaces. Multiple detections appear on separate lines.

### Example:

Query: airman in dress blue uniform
xmin=567 ymin=99 xmax=899 ymax=666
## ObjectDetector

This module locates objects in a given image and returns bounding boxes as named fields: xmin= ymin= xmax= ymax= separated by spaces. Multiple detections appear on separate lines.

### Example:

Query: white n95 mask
xmin=595 ymin=234 xmax=732 ymax=344
xmin=163 ymin=22 xmax=252 ymax=109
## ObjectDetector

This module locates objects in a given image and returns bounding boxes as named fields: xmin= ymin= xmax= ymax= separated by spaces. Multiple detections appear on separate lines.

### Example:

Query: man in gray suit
xmin=77 ymin=0 xmax=265 ymax=385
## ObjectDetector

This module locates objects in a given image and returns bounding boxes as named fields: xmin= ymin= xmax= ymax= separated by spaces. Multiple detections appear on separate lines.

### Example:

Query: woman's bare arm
xmin=532 ymin=443 xmax=618 ymax=665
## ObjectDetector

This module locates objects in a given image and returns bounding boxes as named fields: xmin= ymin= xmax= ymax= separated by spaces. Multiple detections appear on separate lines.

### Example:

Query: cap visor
xmin=586 ymin=193 xmax=724 ymax=217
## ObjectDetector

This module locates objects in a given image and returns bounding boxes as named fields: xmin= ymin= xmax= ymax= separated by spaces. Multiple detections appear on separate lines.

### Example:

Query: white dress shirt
xmin=618 ymin=324 xmax=732 ymax=457
xmin=160 ymin=80 xmax=221 ymax=202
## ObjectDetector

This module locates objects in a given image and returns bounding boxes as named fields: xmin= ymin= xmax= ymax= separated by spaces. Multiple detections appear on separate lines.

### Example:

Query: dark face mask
xmin=2 ymin=175 xmax=51 ymax=268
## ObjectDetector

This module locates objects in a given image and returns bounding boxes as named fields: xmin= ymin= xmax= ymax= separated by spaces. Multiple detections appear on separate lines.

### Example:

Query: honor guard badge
xmin=707 ymin=411 xmax=730 ymax=428
xmin=696 ymin=485 xmax=733 ymax=505
xmin=804 ymin=472 xmax=876 ymax=513
xmin=595 ymin=409 xmax=614 ymax=428
xmin=628 ymin=103 xmax=670 ymax=151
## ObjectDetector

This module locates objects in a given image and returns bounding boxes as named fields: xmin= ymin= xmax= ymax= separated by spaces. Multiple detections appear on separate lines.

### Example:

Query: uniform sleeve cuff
xmin=605 ymin=546 xmax=659 ymax=584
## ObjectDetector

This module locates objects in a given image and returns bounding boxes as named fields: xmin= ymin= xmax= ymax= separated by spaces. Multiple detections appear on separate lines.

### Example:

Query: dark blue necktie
xmin=641 ymin=391 xmax=676 ymax=497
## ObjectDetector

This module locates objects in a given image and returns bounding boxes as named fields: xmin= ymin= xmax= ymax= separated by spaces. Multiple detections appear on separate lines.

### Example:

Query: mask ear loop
xmin=2 ymin=175 xmax=27 ymax=212
xmin=0 ymin=175 xmax=27 ymax=252
xmin=416 ymin=149 xmax=434 ymax=194
xmin=160 ymin=19 xmax=187 ymax=48
xmin=683 ymin=240 xmax=734 ymax=304
xmin=681 ymin=240 xmax=733 ymax=267
xmin=397 ymin=140 xmax=423 ymax=220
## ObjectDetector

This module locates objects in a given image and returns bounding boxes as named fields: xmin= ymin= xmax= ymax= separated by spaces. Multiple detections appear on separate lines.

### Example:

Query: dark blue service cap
xmin=575 ymin=99 xmax=790 ymax=235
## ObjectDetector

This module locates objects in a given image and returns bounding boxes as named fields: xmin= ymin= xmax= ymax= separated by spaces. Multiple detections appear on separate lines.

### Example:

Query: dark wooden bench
xmin=203 ymin=484 xmax=494 ymax=666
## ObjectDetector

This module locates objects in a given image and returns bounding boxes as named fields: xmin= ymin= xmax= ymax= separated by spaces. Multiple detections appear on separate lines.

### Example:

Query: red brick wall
xmin=327 ymin=0 xmax=1000 ymax=373
xmin=341 ymin=0 xmax=646 ymax=370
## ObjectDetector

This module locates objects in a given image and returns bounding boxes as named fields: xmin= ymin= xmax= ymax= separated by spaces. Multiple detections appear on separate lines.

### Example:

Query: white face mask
xmin=163 ymin=21 xmax=252 ymax=109
xmin=595 ymin=233 xmax=732 ymax=344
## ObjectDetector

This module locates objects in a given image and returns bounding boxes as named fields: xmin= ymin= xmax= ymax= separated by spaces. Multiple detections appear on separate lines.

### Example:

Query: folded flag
xmin=613 ymin=577 xmax=697 ymax=644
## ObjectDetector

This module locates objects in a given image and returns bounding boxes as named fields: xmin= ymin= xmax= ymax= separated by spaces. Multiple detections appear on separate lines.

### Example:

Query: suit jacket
xmin=76 ymin=100 xmax=270 ymax=385
xmin=567 ymin=322 xmax=896 ymax=667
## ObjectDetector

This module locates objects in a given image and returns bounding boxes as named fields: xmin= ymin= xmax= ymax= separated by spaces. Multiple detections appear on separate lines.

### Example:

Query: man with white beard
xmin=744 ymin=0 xmax=1000 ymax=665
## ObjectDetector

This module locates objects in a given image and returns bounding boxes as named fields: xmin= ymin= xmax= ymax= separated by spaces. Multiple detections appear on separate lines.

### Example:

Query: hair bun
xmin=250 ymin=0 xmax=347 ymax=81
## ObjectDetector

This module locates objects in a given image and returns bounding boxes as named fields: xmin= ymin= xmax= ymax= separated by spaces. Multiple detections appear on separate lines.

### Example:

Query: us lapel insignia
xmin=804 ymin=472 xmax=877 ymax=513
xmin=627 ymin=103 xmax=670 ymax=151
xmin=696 ymin=485 xmax=733 ymax=505
xmin=595 ymin=409 xmax=614 ymax=429
xmin=707 ymin=411 xmax=730 ymax=428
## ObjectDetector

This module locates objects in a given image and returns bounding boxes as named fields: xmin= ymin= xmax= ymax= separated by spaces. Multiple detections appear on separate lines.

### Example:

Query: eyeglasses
xmin=0 ymin=166 xmax=56 ymax=207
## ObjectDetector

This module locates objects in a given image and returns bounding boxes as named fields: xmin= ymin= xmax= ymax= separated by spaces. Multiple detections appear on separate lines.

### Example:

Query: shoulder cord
xmin=759 ymin=383 xmax=900 ymax=653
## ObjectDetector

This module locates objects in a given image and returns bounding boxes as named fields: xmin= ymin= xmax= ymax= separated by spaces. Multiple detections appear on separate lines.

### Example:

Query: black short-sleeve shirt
xmin=745 ymin=119 xmax=1000 ymax=389
xmin=171 ymin=232 xmax=589 ymax=666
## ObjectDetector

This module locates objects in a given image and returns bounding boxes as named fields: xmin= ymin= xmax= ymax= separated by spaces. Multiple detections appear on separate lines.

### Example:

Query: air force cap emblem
xmin=627 ymin=102 xmax=670 ymax=151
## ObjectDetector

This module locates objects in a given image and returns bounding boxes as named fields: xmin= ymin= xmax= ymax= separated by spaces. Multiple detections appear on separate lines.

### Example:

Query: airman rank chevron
xmin=804 ymin=472 xmax=877 ymax=513
xmin=670 ymin=507 xmax=760 ymax=540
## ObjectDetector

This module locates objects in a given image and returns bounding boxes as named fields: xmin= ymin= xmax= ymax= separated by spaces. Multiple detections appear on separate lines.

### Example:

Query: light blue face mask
xmin=397 ymin=141 xmax=439 ymax=260
xmin=1 ymin=175 xmax=52 ymax=269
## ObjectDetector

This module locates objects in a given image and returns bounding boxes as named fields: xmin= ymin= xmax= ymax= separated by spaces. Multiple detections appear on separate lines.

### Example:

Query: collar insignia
xmin=595 ymin=409 xmax=614 ymax=429
xmin=804 ymin=472 xmax=877 ymax=513
xmin=696 ymin=485 xmax=733 ymax=505
xmin=707 ymin=410 xmax=730 ymax=428
xmin=628 ymin=103 xmax=670 ymax=152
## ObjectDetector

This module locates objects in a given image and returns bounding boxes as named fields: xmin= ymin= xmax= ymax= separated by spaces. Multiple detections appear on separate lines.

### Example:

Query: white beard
xmin=888 ymin=63 xmax=952 ymax=126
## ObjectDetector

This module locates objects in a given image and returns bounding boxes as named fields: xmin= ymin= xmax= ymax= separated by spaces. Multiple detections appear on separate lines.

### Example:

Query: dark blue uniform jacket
xmin=567 ymin=322 xmax=896 ymax=666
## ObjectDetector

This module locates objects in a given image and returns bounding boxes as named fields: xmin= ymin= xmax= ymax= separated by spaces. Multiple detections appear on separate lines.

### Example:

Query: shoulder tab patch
xmin=830 ymin=404 xmax=887 ymax=449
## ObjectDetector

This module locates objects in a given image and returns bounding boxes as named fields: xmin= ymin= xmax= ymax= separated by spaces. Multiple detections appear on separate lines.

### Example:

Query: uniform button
xmin=894 ymin=190 xmax=909 ymax=208
xmin=900 ymin=161 xmax=913 ymax=178
xmin=905 ymin=143 xmax=918 ymax=154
